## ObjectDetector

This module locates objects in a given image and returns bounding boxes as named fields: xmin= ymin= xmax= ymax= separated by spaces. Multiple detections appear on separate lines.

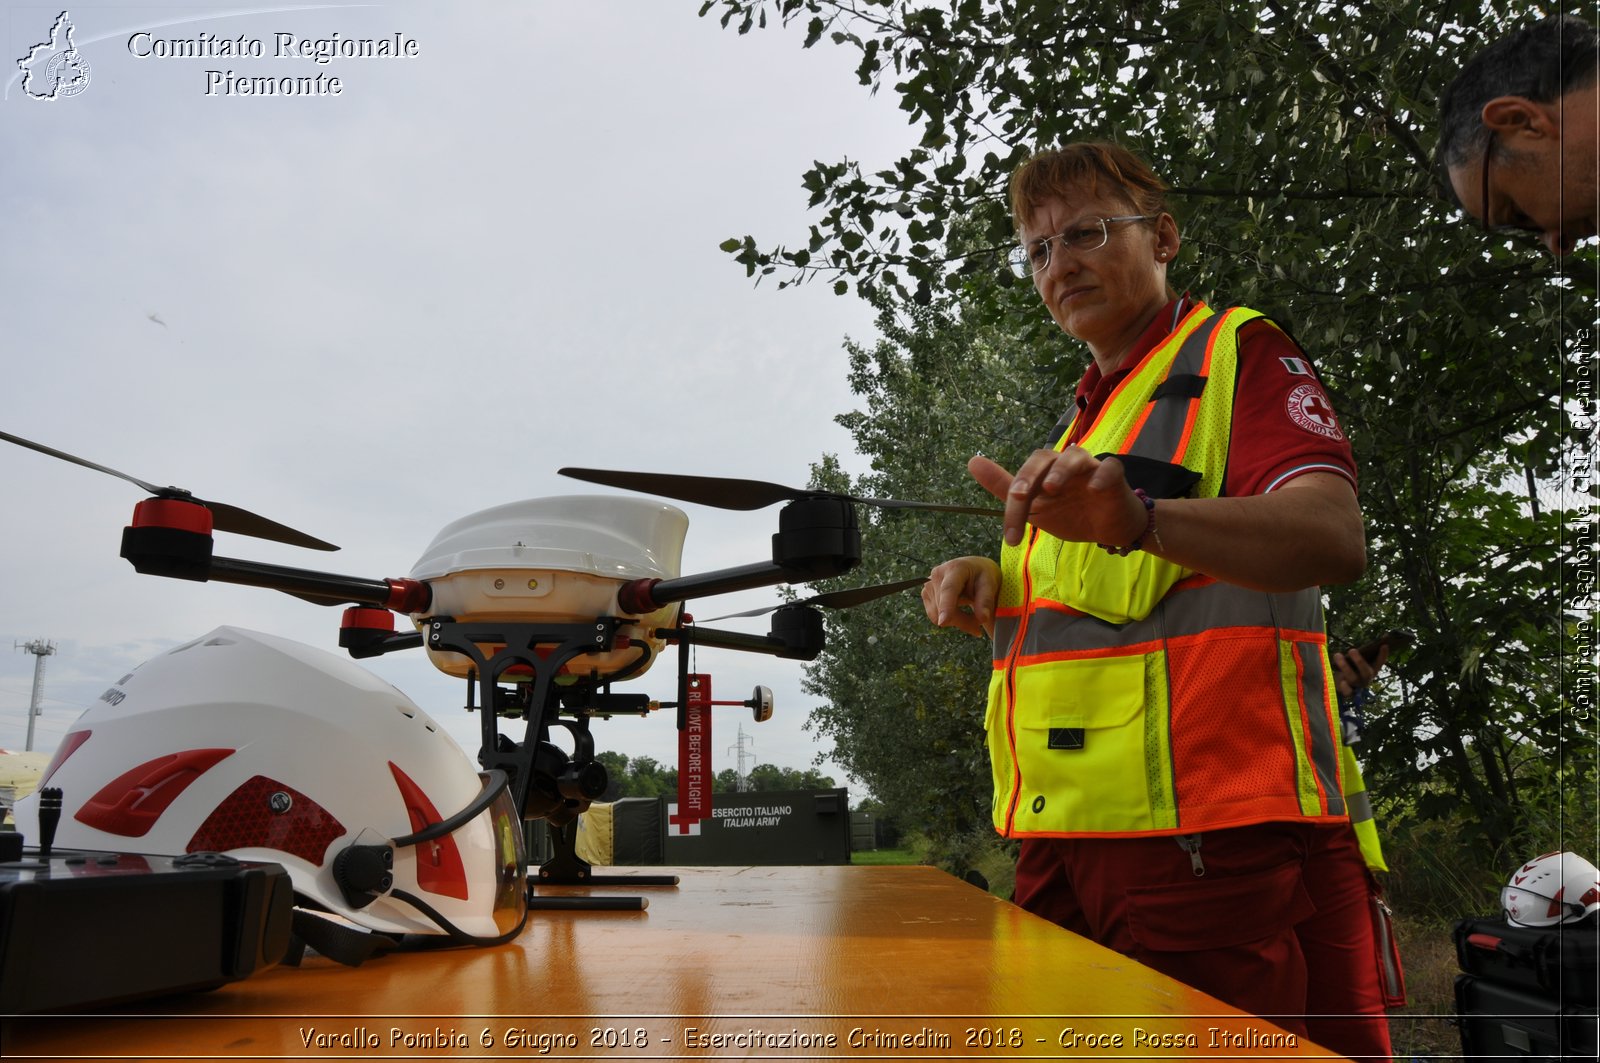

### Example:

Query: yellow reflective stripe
xmin=1125 ymin=307 xmax=1253 ymax=468
xmin=1145 ymin=650 xmax=1177 ymax=829
xmin=1076 ymin=305 xmax=1214 ymax=456
xmin=1342 ymin=745 xmax=1388 ymax=871
xmin=1183 ymin=308 xmax=1249 ymax=499
xmin=994 ymin=524 xmax=1046 ymax=834
xmin=1298 ymin=643 xmax=1344 ymax=816
xmin=984 ymin=669 xmax=1012 ymax=832
xmin=1278 ymin=641 xmax=1325 ymax=817
xmin=1352 ymin=818 xmax=1389 ymax=872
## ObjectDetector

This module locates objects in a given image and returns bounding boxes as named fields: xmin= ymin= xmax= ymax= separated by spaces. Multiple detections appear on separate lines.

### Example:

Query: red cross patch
xmin=1286 ymin=382 xmax=1344 ymax=440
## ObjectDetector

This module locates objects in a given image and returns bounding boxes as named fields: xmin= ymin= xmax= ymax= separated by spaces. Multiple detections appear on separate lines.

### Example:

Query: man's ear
xmin=1481 ymin=95 xmax=1560 ymax=141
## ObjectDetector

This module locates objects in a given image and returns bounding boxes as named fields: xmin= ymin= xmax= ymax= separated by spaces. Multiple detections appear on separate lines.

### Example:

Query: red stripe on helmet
xmin=39 ymin=729 xmax=93 ymax=787
xmin=75 ymin=748 xmax=235 ymax=837
xmin=388 ymin=762 xmax=469 ymax=901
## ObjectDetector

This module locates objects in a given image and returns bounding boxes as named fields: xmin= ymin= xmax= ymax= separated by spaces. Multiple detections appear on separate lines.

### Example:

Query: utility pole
xmin=727 ymin=724 xmax=755 ymax=792
xmin=15 ymin=639 xmax=56 ymax=752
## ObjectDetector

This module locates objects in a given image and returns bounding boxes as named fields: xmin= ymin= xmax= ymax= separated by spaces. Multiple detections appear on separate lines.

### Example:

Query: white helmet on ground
xmin=1501 ymin=850 xmax=1600 ymax=927
xmin=13 ymin=626 xmax=526 ymax=947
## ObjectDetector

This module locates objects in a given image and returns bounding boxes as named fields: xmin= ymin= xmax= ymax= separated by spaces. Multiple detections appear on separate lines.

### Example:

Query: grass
xmin=1385 ymin=913 xmax=1465 ymax=1060
xmin=850 ymin=846 xmax=920 ymax=865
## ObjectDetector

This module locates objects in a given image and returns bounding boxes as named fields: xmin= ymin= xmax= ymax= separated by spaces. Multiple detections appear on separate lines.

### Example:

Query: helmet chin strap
xmin=286 ymin=883 xmax=529 ymax=968
xmin=389 ymin=887 xmax=529 ymax=947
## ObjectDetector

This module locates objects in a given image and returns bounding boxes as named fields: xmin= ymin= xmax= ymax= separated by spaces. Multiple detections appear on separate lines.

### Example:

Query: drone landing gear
xmin=426 ymin=617 xmax=678 ymax=913
xmin=525 ymin=821 xmax=677 ymax=911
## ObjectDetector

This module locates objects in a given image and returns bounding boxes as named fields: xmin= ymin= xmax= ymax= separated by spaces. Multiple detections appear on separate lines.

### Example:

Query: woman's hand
xmin=1332 ymin=643 xmax=1389 ymax=698
xmin=965 ymin=453 xmax=1366 ymax=592
xmin=969 ymin=451 xmax=1148 ymax=549
xmin=922 ymin=555 xmax=1001 ymax=638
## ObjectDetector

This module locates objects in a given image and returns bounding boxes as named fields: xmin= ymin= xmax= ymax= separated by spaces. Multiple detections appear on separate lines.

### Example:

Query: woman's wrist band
xmin=1102 ymin=489 xmax=1159 ymax=556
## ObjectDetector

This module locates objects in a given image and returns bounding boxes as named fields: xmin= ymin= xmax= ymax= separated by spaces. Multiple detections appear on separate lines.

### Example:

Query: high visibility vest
xmin=988 ymin=304 xmax=1351 ymax=838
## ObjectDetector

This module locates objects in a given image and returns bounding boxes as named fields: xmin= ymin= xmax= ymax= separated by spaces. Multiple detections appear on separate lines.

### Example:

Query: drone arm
xmin=619 ymin=561 xmax=795 ymax=613
xmin=662 ymin=606 xmax=825 ymax=662
xmin=339 ymin=609 xmax=426 ymax=658
xmin=619 ymin=496 xmax=863 ymax=612
xmin=188 ymin=556 xmax=432 ymax=613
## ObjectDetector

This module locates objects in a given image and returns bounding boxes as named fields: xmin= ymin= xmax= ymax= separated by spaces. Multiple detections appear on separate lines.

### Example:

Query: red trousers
xmin=1014 ymin=822 xmax=1393 ymax=1062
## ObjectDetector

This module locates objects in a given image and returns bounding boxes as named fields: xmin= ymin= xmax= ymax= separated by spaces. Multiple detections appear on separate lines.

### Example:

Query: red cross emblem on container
xmin=1286 ymin=382 xmax=1344 ymax=440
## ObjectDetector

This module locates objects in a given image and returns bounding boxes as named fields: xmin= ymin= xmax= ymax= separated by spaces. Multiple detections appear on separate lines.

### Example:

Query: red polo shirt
xmin=1058 ymin=297 xmax=1357 ymax=498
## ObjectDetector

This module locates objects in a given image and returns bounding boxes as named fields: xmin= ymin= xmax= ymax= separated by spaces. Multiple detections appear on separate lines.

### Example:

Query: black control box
xmin=0 ymin=846 xmax=294 ymax=1013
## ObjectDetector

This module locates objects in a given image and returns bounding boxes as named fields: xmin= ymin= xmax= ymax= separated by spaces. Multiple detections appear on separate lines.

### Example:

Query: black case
xmin=1454 ymin=914 xmax=1600 ymax=1005
xmin=1455 ymin=974 xmax=1598 ymax=1061
xmin=0 ymin=848 xmax=294 ymax=1013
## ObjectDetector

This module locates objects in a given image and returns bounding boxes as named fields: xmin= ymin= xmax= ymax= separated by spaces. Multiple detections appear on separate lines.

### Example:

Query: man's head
xmin=1437 ymin=15 xmax=1599 ymax=254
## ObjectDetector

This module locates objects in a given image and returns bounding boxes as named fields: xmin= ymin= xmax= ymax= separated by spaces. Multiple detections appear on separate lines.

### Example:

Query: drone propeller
xmin=699 ymin=576 xmax=929 ymax=622
xmin=558 ymin=467 xmax=1001 ymax=517
xmin=1 ymin=429 xmax=338 ymax=551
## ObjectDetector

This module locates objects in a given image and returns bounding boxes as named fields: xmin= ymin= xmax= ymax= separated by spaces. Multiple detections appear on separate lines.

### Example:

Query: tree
xmin=595 ymin=751 xmax=678 ymax=801
xmin=797 ymin=275 xmax=1057 ymax=865
xmin=716 ymin=763 xmax=838 ymax=791
xmin=703 ymin=0 xmax=1597 ymax=863
xmin=600 ymin=751 xmax=835 ymax=800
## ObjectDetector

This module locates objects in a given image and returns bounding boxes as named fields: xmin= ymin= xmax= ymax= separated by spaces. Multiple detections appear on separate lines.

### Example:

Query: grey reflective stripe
xmin=1346 ymin=788 xmax=1374 ymax=824
xmin=1046 ymin=409 xmax=1076 ymax=448
xmin=1298 ymin=640 xmax=1344 ymax=817
xmin=1006 ymin=580 xmax=1326 ymax=662
xmin=1373 ymin=896 xmax=1406 ymax=1000
xmin=992 ymin=614 xmax=1021 ymax=660
xmin=1123 ymin=311 xmax=1228 ymax=465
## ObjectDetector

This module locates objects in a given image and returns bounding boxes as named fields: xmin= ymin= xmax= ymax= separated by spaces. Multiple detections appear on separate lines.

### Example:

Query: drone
xmin=1 ymin=431 xmax=992 ymax=897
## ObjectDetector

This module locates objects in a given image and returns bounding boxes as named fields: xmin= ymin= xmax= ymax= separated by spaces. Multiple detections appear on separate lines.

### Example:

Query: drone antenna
xmin=13 ymin=639 xmax=56 ymax=753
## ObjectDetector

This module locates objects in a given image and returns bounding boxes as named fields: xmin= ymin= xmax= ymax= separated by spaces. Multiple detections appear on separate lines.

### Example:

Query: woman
xmin=922 ymin=142 xmax=1393 ymax=1061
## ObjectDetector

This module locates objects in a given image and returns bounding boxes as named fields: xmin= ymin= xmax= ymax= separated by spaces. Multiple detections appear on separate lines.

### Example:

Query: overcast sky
xmin=0 ymin=1 xmax=927 ymax=794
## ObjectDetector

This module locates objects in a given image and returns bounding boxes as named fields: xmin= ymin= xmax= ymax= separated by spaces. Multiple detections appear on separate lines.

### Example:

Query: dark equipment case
xmin=1453 ymin=915 xmax=1599 ymax=1062
xmin=1455 ymin=915 xmax=1599 ymax=1004
xmin=1455 ymin=974 xmax=1597 ymax=1061
xmin=0 ymin=846 xmax=294 ymax=1013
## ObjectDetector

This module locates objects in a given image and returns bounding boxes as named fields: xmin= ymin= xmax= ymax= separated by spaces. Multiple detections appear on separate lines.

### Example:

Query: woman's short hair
xmin=1009 ymin=142 xmax=1171 ymax=233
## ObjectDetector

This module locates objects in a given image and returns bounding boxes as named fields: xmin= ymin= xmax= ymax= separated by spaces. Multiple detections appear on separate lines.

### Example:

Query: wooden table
xmin=4 ymin=865 xmax=1343 ymax=1059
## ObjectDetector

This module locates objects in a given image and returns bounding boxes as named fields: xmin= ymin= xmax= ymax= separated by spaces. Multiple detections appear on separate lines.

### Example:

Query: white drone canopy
xmin=408 ymin=496 xmax=690 ymax=679
xmin=410 ymin=495 xmax=688 ymax=583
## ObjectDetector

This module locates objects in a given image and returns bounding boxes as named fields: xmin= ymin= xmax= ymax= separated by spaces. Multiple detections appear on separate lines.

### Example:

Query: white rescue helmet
xmin=1501 ymin=850 xmax=1600 ymax=927
xmin=13 ymin=626 xmax=527 ymax=944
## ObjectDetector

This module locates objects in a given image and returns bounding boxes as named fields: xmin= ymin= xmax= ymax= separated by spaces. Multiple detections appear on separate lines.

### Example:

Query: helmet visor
xmin=392 ymin=769 xmax=527 ymax=938
xmin=1501 ymin=885 xmax=1586 ymax=926
xmin=482 ymin=775 xmax=528 ymax=935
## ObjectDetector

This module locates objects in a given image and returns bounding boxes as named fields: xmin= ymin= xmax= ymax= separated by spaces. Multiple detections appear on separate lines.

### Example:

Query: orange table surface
xmin=4 ymin=865 xmax=1344 ymax=1060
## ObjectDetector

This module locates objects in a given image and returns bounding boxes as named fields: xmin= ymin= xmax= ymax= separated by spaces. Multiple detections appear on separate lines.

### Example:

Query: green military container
xmin=663 ymin=788 xmax=850 ymax=865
